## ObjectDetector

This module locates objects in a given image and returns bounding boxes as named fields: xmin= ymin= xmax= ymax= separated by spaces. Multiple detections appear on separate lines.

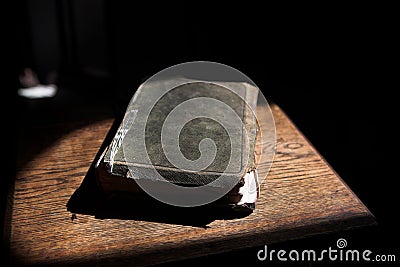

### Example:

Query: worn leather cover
xmin=97 ymin=79 xmax=258 ymax=189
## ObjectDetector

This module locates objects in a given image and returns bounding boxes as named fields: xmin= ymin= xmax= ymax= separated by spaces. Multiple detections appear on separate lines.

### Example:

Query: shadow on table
xmin=66 ymin=119 xmax=252 ymax=228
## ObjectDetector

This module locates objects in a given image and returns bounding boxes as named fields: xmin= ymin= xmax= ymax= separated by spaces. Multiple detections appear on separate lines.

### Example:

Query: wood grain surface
xmin=5 ymin=103 xmax=375 ymax=266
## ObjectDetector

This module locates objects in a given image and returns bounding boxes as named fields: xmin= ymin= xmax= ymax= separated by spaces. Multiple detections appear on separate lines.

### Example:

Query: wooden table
xmin=5 ymin=103 xmax=375 ymax=266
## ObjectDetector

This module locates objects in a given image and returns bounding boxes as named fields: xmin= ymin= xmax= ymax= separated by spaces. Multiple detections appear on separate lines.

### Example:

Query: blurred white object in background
xmin=18 ymin=68 xmax=58 ymax=99
xmin=18 ymin=85 xmax=57 ymax=99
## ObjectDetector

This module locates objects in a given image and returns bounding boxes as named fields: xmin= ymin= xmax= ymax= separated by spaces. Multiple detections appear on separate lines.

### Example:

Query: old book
xmin=96 ymin=78 xmax=260 ymax=210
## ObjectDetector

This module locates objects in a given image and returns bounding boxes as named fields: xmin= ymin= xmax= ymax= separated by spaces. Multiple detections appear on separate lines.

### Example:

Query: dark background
xmin=3 ymin=1 xmax=397 ymax=266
